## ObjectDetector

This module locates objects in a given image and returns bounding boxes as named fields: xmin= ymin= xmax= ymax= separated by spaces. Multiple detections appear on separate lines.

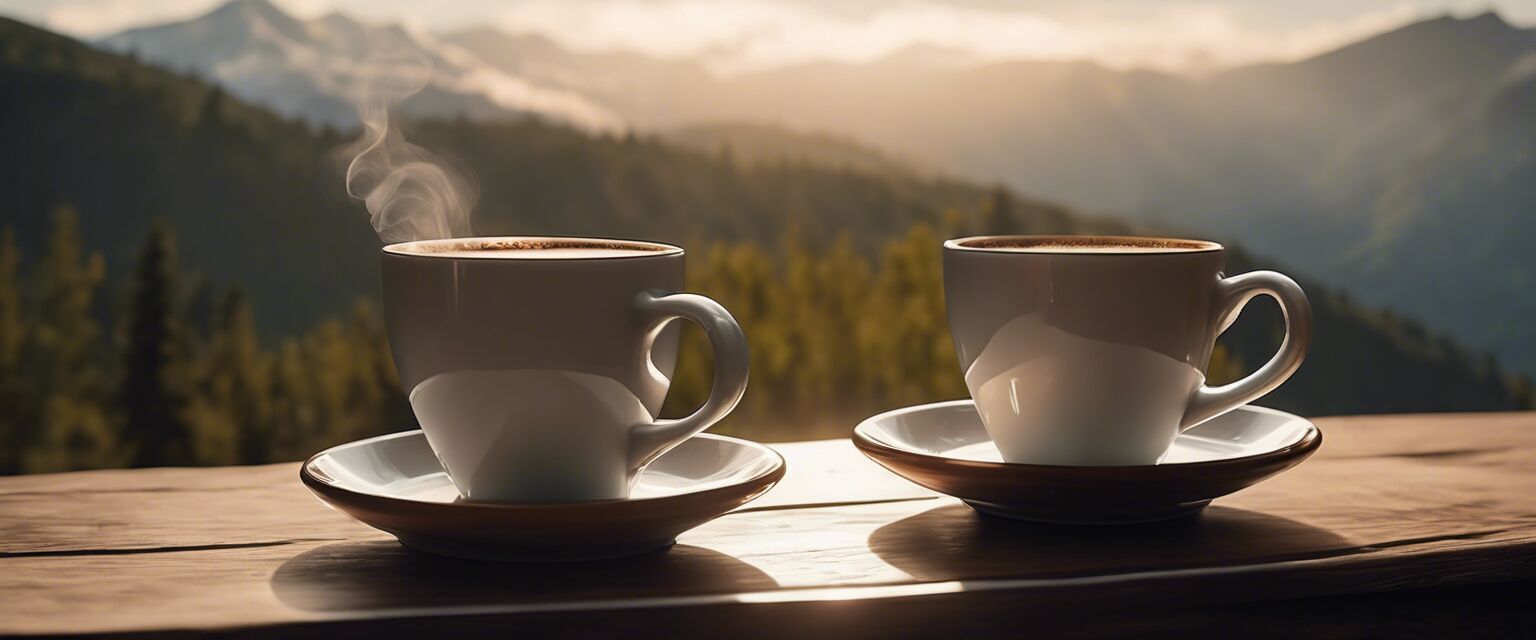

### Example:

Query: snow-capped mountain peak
xmin=98 ymin=0 xmax=621 ymax=131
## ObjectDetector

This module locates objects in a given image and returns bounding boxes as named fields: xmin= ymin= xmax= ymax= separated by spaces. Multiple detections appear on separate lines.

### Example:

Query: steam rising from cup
xmin=344 ymin=58 xmax=476 ymax=242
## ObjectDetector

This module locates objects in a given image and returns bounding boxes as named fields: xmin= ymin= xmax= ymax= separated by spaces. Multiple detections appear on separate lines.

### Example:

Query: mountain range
xmin=97 ymin=0 xmax=619 ymax=131
xmin=0 ymin=14 xmax=1527 ymax=418
xmin=92 ymin=1 xmax=1536 ymax=374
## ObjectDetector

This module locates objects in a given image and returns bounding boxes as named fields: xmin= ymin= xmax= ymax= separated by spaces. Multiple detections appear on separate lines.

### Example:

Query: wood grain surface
xmin=2 ymin=412 xmax=1535 ymax=637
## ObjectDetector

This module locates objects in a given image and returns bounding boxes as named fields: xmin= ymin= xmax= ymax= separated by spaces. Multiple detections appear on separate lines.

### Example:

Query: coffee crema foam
xmin=390 ymin=238 xmax=674 ymax=259
xmin=957 ymin=236 xmax=1218 ymax=254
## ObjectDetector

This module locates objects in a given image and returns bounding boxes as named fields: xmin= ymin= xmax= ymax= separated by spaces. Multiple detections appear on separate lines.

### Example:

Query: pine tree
xmin=0 ymin=228 xmax=30 ymax=473
xmin=123 ymin=225 xmax=193 ymax=467
xmin=186 ymin=287 xmax=271 ymax=464
xmin=864 ymin=224 xmax=963 ymax=407
xmin=315 ymin=301 xmax=407 ymax=448
xmin=266 ymin=338 xmax=314 ymax=462
xmin=817 ymin=235 xmax=873 ymax=374
xmin=785 ymin=234 xmax=871 ymax=424
xmin=24 ymin=205 xmax=118 ymax=473
xmin=304 ymin=319 xmax=355 ymax=448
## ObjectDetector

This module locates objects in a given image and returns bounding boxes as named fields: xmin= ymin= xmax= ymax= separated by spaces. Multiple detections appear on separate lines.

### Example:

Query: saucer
xmin=853 ymin=400 xmax=1320 ymax=524
xmin=301 ymin=431 xmax=785 ymax=561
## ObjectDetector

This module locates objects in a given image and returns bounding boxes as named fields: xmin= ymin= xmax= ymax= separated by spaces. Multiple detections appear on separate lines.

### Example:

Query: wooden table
xmin=4 ymin=412 xmax=1536 ymax=638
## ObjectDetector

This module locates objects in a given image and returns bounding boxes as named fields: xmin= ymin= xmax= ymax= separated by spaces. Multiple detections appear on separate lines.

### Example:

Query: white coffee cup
xmin=381 ymin=236 xmax=750 ymax=502
xmin=943 ymin=235 xmax=1311 ymax=466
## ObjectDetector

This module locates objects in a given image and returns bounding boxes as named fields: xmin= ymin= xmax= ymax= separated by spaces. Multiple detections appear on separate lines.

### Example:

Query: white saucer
xmin=302 ymin=431 xmax=785 ymax=561
xmin=854 ymin=401 xmax=1321 ymax=524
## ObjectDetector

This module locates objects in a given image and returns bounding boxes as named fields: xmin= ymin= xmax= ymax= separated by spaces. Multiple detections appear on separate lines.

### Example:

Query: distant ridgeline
xmin=0 ymin=18 xmax=1527 ymax=473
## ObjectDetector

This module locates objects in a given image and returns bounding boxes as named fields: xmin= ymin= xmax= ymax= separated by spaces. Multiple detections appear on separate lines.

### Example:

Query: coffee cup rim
xmin=382 ymin=236 xmax=685 ymax=260
xmin=945 ymin=235 xmax=1222 ymax=255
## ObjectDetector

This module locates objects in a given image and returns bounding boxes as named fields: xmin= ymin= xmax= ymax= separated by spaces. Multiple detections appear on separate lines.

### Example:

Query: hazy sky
xmin=3 ymin=0 xmax=1534 ymax=72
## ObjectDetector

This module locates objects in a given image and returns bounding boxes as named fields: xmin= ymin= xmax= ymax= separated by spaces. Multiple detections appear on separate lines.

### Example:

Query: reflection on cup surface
xmin=410 ymin=369 xmax=652 ymax=502
xmin=966 ymin=316 xmax=1199 ymax=465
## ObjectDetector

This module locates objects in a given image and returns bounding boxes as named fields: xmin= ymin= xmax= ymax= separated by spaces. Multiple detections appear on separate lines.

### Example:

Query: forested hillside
xmin=0 ymin=17 xmax=1528 ymax=473
xmin=96 ymin=3 xmax=1536 ymax=374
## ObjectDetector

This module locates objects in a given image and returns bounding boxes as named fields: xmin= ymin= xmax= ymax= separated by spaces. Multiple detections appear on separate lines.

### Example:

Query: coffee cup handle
xmin=1181 ymin=271 xmax=1313 ymax=430
xmin=627 ymin=290 xmax=751 ymax=472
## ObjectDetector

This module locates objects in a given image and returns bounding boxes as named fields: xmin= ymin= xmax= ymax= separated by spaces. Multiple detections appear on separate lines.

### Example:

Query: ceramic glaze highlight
xmin=409 ymin=370 xmax=650 ymax=502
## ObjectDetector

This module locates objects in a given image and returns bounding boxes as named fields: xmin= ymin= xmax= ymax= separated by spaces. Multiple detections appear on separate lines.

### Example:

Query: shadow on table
xmin=271 ymin=541 xmax=777 ymax=612
xmin=869 ymin=504 xmax=1354 ymax=582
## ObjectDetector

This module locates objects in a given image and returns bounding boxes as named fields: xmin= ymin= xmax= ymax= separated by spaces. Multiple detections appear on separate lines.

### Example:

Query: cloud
xmin=493 ymin=0 xmax=1427 ymax=73
xmin=37 ymin=0 xmax=218 ymax=35
xmin=27 ymin=0 xmax=341 ymax=36
xmin=12 ymin=0 xmax=1438 ymax=73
